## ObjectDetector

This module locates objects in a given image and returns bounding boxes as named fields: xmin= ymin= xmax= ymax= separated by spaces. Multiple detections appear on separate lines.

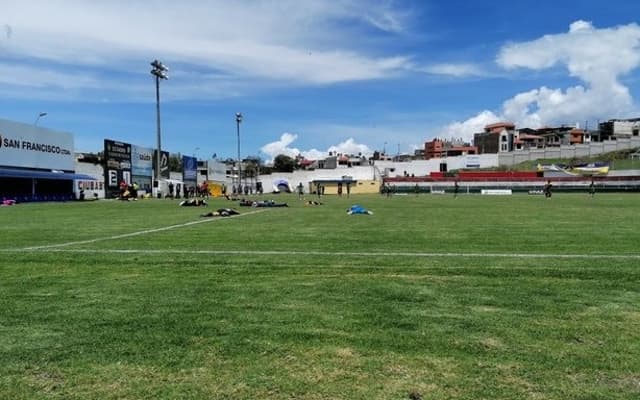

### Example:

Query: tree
xmin=169 ymin=154 xmax=182 ymax=172
xmin=243 ymin=156 xmax=262 ymax=180
xmin=273 ymin=154 xmax=295 ymax=172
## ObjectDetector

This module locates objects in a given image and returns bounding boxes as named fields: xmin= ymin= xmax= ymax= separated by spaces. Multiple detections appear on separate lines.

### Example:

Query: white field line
xmin=14 ymin=209 xmax=267 ymax=251
xmin=2 ymin=247 xmax=640 ymax=259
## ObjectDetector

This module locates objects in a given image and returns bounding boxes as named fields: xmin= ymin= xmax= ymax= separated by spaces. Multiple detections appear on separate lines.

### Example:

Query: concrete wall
xmin=499 ymin=137 xmax=640 ymax=166
xmin=373 ymin=154 xmax=499 ymax=177
xmin=261 ymin=166 xmax=377 ymax=194
xmin=256 ymin=154 xmax=500 ymax=194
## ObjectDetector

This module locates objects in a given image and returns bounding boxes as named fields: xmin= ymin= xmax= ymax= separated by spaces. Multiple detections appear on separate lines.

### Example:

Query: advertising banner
xmin=131 ymin=145 xmax=153 ymax=177
xmin=182 ymin=155 xmax=197 ymax=182
xmin=153 ymin=150 xmax=170 ymax=179
xmin=207 ymin=160 xmax=227 ymax=182
xmin=0 ymin=118 xmax=74 ymax=171
xmin=104 ymin=139 xmax=132 ymax=198
xmin=466 ymin=155 xmax=480 ymax=169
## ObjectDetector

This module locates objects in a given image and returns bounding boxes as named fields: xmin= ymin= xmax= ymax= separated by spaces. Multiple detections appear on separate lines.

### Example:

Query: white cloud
xmin=496 ymin=20 xmax=640 ymax=122
xmin=437 ymin=110 xmax=501 ymax=141
xmin=0 ymin=0 xmax=413 ymax=99
xmin=419 ymin=63 xmax=486 ymax=77
xmin=439 ymin=21 xmax=640 ymax=142
xmin=260 ymin=133 xmax=373 ymax=163
xmin=327 ymin=138 xmax=373 ymax=157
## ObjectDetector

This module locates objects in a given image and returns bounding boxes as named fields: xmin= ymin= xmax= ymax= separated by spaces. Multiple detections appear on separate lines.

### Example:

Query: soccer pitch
xmin=1 ymin=193 xmax=639 ymax=399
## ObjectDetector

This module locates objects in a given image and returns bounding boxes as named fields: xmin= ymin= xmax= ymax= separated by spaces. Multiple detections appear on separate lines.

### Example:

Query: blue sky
xmin=2 ymin=0 xmax=640 ymax=162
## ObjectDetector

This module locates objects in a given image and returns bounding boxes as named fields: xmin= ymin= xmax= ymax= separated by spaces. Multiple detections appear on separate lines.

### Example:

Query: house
xmin=424 ymin=138 xmax=477 ymax=159
xmin=568 ymin=128 xmax=590 ymax=144
xmin=599 ymin=118 xmax=640 ymax=140
xmin=473 ymin=122 xmax=516 ymax=154
xmin=514 ymin=129 xmax=544 ymax=150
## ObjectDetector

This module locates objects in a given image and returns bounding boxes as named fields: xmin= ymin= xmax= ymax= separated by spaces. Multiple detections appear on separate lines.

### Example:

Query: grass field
xmin=1 ymin=193 xmax=639 ymax=399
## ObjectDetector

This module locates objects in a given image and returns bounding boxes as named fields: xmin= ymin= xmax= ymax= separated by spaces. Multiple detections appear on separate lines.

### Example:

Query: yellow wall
xmin=309 ymin=180 xmax=381 ymax=195
xmin=353 ymin=180 xmax=381 ymax=194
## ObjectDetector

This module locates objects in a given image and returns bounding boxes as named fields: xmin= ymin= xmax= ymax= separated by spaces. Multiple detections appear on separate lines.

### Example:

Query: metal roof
xmin=0 ymin=167 xmax=96 ymax=180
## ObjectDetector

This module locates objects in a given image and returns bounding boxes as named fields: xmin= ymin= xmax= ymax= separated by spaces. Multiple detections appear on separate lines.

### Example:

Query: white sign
xmin=466 ymin=155 xmax=480 ymax=169
xmin=481 ymin=189 xmax=512 ymax=195
xmin=207 ymin=160 xmax=228 ymax=182
xmin=0 ymin=118 xmax=74 ymax=171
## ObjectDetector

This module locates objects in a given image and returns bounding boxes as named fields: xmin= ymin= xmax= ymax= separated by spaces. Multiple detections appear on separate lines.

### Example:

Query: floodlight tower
xmin=34 ymin=112 xmax=47 ymax=126
xmin=150 ymin=59 xmax=169 ymax=191
xmin=236 ymin=112 xmax=243 ymax=190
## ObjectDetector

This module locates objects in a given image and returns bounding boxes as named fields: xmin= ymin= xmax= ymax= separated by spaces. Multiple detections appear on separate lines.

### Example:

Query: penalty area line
xmin=13 ymin=209 xmax=268 ymax=251
xmin=3 ymin=248 xmax=640 ymax=259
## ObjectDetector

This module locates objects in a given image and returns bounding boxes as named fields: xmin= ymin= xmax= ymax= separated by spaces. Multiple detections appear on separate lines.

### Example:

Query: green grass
xmin=1 ymin=194 xmax=640 ymax=399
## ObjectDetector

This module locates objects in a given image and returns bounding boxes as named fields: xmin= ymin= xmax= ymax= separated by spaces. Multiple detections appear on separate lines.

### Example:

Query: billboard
xmin=0 ymin=118 xmax=74 ymax=171
xmin=132 ymin=145 xmax=153 ymax=177
xmin=466 ymin=155 xmax=480 ymax=169
xmin=207 ymin=160 xmax=228 ymax=182
xmin=182 ymin=155 xmax=197 ymax=182
xmin=104 ymin=139 xmax=132 ymax=198
xmin=153 ymin=150 xmax=170 ymax=179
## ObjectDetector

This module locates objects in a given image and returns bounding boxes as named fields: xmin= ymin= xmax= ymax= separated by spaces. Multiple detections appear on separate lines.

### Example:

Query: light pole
xmin=34 ymin=112 xmax=47 ymax=126
xmin=150 ymin=59 xmax=168 ymax=193
xmin=236 ymin=112 xmax=243 ymax=190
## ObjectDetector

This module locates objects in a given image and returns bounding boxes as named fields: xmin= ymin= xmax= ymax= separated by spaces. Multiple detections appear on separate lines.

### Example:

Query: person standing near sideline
xmin=453 ymin=180 xmax=460 ymax=199
xmin=543 ymin=180 xmax=553 ymax=198
xmin=297 ymin=182 xmax=304 ymax=200
xmin=589 ymin=179 xmax=596 ymax=198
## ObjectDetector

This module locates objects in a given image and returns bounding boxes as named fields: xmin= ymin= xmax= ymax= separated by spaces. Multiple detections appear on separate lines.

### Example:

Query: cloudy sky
xmin=1 ymin=0 xmax=640 ymax=162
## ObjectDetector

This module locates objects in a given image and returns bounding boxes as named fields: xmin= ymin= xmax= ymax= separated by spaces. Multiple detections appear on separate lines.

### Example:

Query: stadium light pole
xmin=34 ymin=112 xmax=47 ymax=126
xmin=236 ymin=112 xmax=243 ymax=190
xmin=150 ymin=59 xmax=168 ymax=194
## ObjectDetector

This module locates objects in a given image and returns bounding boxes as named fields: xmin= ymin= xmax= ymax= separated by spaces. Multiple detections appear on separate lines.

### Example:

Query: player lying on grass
xmin=200 ymin=208 xmax=240 ymax=217
xmin=347 ymin=204 xmax=373 ymax=215
xmin=239 ymin=199 xmax=288 ymax=207
xmin=179 ymin=198 xmax=208 ymax=207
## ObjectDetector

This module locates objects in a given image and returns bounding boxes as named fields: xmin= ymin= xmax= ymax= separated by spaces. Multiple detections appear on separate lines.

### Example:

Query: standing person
xmin=589 ymin=179 xmax=596 ymax=198
xmin=414 ymin=183 xmax=420 ymax=196
xmin=346 ymin=182 xmax=351 ymax=198
xmin=316 ymin=183 xmax=322 ymax=199
xmin=168 ymin=182 xmax=174 ymax=199
xmin=337 ymin=182 xmax=343 ymax=197
xmin=453 ymin=180 xmax=460 ymax=198
xmin=543 ymin=180 xmax=553 ymax=198
xmin=297 ymin=182 xmax=304 ymax=200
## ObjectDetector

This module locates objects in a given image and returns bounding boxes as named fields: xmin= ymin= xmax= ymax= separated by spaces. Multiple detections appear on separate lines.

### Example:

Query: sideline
xmin=2 ymin=247 xmax=639 ymax=259
xmin=14 ymin=209 xmax=268 ymax=251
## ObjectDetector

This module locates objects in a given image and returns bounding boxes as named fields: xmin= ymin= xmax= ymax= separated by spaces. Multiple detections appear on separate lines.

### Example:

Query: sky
xmin=2 ymin=0 xmax=640 ymax=163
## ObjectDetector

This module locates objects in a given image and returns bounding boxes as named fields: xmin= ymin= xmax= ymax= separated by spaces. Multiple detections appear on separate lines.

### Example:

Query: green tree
xmin=243 ymin=156 xmax=262 ymax=179
xmin=169 ymin=154 xmax=182 ymax=172
xmin=272 ymin=154 xmax=295 ymax=172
